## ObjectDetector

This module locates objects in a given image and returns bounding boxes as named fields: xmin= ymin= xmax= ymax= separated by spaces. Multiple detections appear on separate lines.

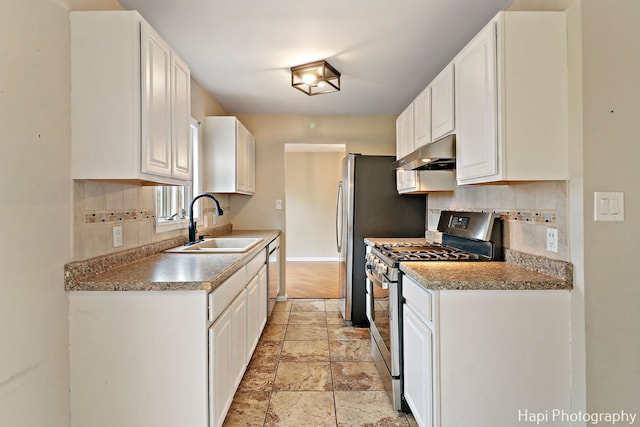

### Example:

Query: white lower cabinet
xmin=403 ymin=302 xmax=435 ymax=427
xmin=247 ymin=265 xmax=268 ymax=356
xmin=209 ymin=303 xmax=234 ymax=427
xmin=209 ymin=252 xmax=267 ymax=427
xmin=69 ymin=291 xmax=209 ymax=427
xmin=210 ymin=286 xmax=248 ymax=427
xmin=402 ymin=275 xmax=571 ymax=427
xmin=69 ymin=250 xmax=269 ymax=427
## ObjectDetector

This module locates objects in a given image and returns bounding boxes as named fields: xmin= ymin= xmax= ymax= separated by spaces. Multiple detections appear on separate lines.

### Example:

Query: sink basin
xmin=166 ymin=237 xmax=264 ymax=253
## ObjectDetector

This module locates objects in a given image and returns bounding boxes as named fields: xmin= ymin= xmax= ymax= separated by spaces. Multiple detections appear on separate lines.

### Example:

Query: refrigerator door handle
xmin=335 ymin=181 xmax=343 ymax=252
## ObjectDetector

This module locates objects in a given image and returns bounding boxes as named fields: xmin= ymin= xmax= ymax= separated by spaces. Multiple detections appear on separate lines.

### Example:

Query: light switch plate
xmin=594 ymin=192 xmax=624 ymax=221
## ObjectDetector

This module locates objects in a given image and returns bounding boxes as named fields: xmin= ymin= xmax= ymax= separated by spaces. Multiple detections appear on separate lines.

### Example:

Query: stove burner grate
xmin=378 ymin=242 xmax=481 ymax=262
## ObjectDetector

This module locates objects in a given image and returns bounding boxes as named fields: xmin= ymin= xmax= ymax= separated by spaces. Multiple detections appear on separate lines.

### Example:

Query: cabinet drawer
xmin=209 ymin=267 xmax=246 ymax=322
xmin=402 ymin=275 xmax=433 ymax=323
xmin=246 ymin=249 xmax=266 ymax=280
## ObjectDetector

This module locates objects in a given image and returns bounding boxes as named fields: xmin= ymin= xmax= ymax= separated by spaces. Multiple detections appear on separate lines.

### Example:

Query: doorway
xmin=284 ymin=143 xmax=345 ymax=298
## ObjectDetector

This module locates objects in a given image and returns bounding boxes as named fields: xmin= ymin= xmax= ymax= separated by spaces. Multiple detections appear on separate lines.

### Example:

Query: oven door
xmin=366 ymin=272 xmax=403 ymax=411
xmin=365 ymin=271 xmax=400 ymax=378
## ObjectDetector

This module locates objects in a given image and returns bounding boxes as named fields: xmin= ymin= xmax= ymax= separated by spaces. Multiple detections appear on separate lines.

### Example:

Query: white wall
xmin=0 ymin=0 xmax=73 ymax=425
xmin=285 ymin=151 xmax=344 ymax=260
xmin=581 ymin=0 xmax=640 ymax=417
xmin=232 ymin=114 xmax=397 ymax=231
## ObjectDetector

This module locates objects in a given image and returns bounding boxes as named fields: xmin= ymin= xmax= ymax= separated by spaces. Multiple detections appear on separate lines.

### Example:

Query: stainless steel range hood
xmin=392 ymin=134 xmax=456 ymax=170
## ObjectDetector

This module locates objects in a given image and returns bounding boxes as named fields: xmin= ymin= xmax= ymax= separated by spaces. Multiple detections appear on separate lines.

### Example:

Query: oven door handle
xmin=367 ymin=271 xmax=389 ymax=290
xmin=365 ymin=261 xmax=390 ymax=289
xmin=377 ymin=281 xmax=390 ymax=290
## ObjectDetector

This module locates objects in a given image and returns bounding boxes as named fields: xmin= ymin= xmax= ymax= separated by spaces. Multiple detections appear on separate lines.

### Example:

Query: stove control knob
xmin=377 ymin=264 xmax=387 ymax=275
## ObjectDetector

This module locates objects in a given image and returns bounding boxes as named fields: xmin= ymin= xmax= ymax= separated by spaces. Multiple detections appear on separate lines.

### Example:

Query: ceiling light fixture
xmin=291 ymin=60 xmax=341 ymax=96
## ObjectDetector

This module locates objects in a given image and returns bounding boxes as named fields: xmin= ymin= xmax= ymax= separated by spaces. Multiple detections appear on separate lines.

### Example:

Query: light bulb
xmin=302 ymin=74 xmax=316 ymax=84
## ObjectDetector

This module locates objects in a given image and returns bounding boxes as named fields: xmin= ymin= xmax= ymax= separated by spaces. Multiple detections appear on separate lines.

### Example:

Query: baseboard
xmin=286 ymin=257 xmax=339 ymax=262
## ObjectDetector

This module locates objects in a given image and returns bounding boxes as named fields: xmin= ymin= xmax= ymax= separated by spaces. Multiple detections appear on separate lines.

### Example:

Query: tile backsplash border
xmin=84 ymin=209 xmax=155 ymax=224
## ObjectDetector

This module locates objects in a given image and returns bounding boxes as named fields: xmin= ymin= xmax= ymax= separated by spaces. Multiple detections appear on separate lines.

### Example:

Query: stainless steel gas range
xmin=364 ymin=210 xmax=502 ymax=411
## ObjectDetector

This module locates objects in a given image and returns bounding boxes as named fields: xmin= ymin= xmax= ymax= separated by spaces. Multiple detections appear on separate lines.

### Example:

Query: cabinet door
xmin=171 ymin=53 xmax=192 ymax=180
xmin=246 ymin=275 xmax=261 ymax=356
xmin=141 ymin=22 xmax=173 ymax=177
xmin=396 ymin=170 xmax=418 ymax=193
xmin=209 ymin=307 xmax=233 ymax=427
xmin=396 ymin=104 xmax=414 ymax=158
xmin=403 ymin=304 xmax=434 ymax=427
xmin=258 ymin=265 xmax=268 ymax=330
xmin=430 ymin=64 xmax=455 ymax=141
xmin=203 ymin=116 xmax=255 ymax=194
xmin=246 ymin=132 xmax=256 ymax=193
xmin=236 ymin=121 xmax=248 ymax=191
xmin=231 ymin=290 xmax=248 ymax=389
xmin=413 ymin=86 xmax=432 ymax=149
xmin=454 ymin=20 xmax=498 ymax=183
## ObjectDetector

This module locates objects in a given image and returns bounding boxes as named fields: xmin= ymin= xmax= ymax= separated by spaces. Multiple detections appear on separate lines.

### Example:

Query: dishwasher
xmin=267 ymin=237 xmax=280 ymax=316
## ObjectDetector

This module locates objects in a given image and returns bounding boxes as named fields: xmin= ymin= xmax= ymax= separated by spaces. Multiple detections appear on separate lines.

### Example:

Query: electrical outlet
xmin=113 ymin=225 xmax=123 ymax=248
xmin=275 ymin=199 xmax=283 ymax=210
xmin=546 ymin=227 xmax=558 ymax=253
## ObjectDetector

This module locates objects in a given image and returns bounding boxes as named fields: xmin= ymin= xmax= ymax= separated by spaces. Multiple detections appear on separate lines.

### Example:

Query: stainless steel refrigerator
xmin=336 ymin=154 xmax=426 ymax=326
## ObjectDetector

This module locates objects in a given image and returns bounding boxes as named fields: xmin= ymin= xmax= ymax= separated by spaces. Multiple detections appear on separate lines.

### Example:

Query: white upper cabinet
xmin=430 ymin=64 xmax=455 ymax=141
xmin=396 ymin=86 xmax=454 ymax=194
xmin=396 ymin=103 xmax=415 ymax=159
xmin=203 ymin=116 xmax=256 ymax=195
xmin=71 ymin=11 xmax=191 ymax=186
xmin=413 ymin=86 xmax=432 ymax=149
xmin=454 ymin=20 xmax=498 ymax=182
xmin=454 ymin=11 xmax=568 ymax=185
xmin=171 ymin=55 xmax=193 ymax=180
xmin=396 ymin=170 xmax=455 ymax=195
xmin=140 ymin=23 xmax=172 ymax=178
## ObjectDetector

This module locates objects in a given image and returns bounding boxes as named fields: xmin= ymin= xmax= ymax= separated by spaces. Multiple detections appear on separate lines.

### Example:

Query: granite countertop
xmin=65 ymin=229 xmax=280 ymax=292
xmin=365 ymin=236 xmax=573 ymax=291
xmin=400 ymin=262 xmax=571 ymax=291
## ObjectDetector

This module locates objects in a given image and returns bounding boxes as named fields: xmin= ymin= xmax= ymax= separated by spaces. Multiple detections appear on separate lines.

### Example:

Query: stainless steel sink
xmin=166 ymin=237 xmax=264 ymax=253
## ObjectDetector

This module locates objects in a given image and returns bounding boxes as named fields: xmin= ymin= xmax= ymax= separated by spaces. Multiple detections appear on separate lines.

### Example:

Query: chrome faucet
xmin=188 ymin=193 xmax=224 ymax=244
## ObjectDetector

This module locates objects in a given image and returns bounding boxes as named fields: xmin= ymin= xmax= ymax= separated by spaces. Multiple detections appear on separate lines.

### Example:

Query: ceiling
xmin=118 ymin=0 xmax=515 ymax=115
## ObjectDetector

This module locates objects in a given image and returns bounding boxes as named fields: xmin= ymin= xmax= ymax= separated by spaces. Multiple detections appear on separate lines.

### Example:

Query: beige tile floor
xmin=222 ymin=299 xmax=416 ymax=427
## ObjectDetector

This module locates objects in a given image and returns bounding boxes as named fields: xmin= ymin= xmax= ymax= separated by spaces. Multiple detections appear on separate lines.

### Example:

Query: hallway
xmin=222 ymin=299 xmax=415 ymax=426
xmin=285 ymin=261 xmax=340 ymax=299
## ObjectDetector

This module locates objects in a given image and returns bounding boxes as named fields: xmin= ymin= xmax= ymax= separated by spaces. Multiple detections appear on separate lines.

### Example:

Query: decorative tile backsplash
xmin=427 ymin=181 xmax=568 ymax=261
xmin=73 ymin=180 xmax=230 ymax=261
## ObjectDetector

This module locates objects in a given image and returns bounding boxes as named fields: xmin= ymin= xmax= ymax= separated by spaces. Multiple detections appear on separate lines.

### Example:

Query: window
xmin=155 ymin=119 xmax=201 ymax=231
